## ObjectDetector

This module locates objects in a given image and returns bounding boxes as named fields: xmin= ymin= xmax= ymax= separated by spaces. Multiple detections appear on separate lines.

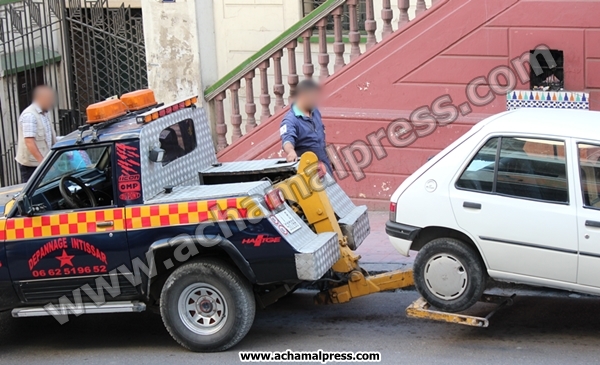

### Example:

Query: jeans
xmin=18 ymin=164 xmax=36 ymax=183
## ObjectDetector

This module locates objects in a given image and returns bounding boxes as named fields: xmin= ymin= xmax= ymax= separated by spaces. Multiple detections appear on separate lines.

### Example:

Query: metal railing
xmin=204 ymin=0 xmax=437 ymax=152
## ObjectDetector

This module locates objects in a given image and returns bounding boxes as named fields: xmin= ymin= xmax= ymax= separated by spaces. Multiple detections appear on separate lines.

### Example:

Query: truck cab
xmin=0 ymin=90 xmax=370 ymax=351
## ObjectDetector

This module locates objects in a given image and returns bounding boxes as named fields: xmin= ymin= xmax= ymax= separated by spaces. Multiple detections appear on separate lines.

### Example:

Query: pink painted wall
xmin=218 ymin=0 xmax=600 ymax=210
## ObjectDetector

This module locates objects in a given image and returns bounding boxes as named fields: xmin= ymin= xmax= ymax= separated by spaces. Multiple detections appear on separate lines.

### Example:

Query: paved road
xmin=1 ymin=289 xmax=599 ymax=364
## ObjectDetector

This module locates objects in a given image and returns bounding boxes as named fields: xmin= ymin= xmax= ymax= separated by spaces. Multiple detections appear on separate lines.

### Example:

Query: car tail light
xmin=389 ymin=202 xmax=397 ymax=221
xmin=264 ymin=188 xmax=285 ymax=212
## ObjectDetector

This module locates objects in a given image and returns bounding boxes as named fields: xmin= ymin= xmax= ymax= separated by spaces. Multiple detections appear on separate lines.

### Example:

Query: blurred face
xmin=297 ymin=88 xmax=321 ymax=111
xmin=35 ymin=88 xmax=56 ymax=111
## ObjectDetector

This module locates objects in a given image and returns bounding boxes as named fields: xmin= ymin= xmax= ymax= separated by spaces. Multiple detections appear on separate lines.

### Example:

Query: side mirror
xmin=16 ymin=194 xmax=44 ymax=217
xmin=17 ymin=194 xmax=32 ymax=216
xmin=149 ymin=147 xmax=165 ymax=163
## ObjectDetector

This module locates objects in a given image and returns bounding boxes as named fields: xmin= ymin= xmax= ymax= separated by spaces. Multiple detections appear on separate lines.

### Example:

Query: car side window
xmin=456 ymin=137 xmax=568 ymax=204
xmin=456 ymin=138 xmax=498 ymax=192
xmin=578 ymin=143 xmax=600 ymax=209
xmin=497 ymin=138 xmax=568 ymax=203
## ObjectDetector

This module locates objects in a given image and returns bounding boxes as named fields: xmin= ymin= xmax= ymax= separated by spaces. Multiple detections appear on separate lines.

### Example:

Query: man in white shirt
xmin=15 ymin=85 xmax=57 ymax=183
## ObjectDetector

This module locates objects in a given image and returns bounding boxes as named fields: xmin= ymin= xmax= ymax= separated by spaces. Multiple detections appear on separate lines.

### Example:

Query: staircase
xmin=205 ymin=0 xmax=600 ymax=210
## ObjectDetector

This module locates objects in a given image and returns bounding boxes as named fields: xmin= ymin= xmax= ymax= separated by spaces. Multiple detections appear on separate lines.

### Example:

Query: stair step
xmin=12 ymin=301 xmax=146 ymax=318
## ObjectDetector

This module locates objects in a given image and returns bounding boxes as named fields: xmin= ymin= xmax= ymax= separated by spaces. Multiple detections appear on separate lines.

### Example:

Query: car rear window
xmin=456 ymin=137 xmax=568 ymax=204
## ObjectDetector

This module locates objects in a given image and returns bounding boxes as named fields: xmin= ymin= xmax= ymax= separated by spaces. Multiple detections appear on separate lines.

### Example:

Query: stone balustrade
xmin=204 ymin=0 xmax=436 ymax=151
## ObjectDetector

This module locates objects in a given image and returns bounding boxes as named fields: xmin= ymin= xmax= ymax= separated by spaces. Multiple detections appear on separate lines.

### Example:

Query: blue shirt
xmin=280 ymin=104 xmax=332 ymax=172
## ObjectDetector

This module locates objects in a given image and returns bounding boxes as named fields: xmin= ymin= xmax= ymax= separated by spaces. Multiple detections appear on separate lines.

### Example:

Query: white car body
xmin=387 ymin=108 xmax=600 ymax=296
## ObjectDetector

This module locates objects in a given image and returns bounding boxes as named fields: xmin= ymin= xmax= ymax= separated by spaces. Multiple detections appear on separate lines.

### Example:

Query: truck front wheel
xmin=160 ymin=259 xmax=255 ymax=352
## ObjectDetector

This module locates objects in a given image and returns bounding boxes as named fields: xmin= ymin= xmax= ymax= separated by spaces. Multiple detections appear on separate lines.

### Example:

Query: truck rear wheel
xmin=160 ymin=259 xmax=255 ymax=352
xmin=413 ymin=238 xmax=485 ymax=313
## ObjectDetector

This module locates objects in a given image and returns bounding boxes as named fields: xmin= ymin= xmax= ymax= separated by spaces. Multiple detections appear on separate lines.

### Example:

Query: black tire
xmin=160 ymin=259 xmax=255 ymax=352
xmin=413 ymin=238 xmax=486 ymax=312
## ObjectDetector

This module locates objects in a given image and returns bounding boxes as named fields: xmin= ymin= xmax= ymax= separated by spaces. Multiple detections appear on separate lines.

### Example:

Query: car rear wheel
xmin=160 ymin=259 xmax=255 ymax=352
xmin=413 ymin=238 xmax=485 ymax=312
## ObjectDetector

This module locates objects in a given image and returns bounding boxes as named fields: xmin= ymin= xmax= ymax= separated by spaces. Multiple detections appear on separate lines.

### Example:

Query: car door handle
xmin=463 ymin=202 xmax=482 ymax=210
xmin=96 ymin=221 xmax=114 ymax=228
xmin=585 ymin=220 xmax=600 ymax=228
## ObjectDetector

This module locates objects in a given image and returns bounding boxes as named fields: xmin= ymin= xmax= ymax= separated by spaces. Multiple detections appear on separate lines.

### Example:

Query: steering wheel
xmin=59 ymin=175 xmax=98 ymax=209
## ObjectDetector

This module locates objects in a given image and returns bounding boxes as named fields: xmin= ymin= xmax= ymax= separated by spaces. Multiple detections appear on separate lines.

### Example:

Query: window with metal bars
xmin=302 ymin=0 xmax=366 ymax=32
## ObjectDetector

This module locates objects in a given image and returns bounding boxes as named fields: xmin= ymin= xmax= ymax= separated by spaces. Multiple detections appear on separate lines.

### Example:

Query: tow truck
xmin=0 ymin=89 xmax=498 ymax=352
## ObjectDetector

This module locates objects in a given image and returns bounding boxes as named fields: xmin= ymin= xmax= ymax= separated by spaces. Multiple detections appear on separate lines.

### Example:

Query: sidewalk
xmin=355 ymin=211 xmax=414 ymax=273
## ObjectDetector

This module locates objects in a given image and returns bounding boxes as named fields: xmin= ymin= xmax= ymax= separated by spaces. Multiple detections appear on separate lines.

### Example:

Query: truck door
xmin=574 ymin=141 xmax=600 ymax=288
xmin=5 ymin=144 xmax=133 ymax=304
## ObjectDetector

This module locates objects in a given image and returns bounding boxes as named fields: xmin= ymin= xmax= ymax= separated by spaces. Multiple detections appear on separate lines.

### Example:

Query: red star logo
xmin=55 ymin=250 xmax=74 ymax=267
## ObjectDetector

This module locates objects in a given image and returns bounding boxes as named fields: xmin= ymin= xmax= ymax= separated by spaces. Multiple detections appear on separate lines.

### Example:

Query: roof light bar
xmin=136 ymin=95 xmax=198 ymax=123
xmin=121 ymin=89 xmax=157 ymax=111
xmin=86 ymin=99 xmax=128 ymax=124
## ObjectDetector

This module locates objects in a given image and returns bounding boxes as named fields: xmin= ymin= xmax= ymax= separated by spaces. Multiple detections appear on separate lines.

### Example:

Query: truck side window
xmin=578 ymin=143 xmax=600 ymax=209
xmin=159 ymin=119 xmax=197 ymax=166
xmin=30 ymin=146 xmax=113 ymax=212
xmin=456 ymin=137 xmax=498 ymax=193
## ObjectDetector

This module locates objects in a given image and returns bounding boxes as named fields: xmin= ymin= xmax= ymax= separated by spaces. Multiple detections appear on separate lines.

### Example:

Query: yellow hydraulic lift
xmin=278 ymin=152 xmax=514 ymax=327
xmin=278 ymin=152 xmax=414 ymax=304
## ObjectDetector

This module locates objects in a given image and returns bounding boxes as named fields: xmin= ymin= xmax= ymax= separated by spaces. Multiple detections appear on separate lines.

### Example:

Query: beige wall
xmin=212 ymin=0 xmax=431 ymax=79
xmin=213 ymin=0 xmax=432 ymax=141
xmin=141 ymin=0 xmax=203 ymax=104
xmin=213 ymin=0 xmax=302 ymax=78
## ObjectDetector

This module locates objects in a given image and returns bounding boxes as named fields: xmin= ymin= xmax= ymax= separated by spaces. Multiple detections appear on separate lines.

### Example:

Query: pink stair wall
xmin=218 ymin=0 xmax=600 ymax=210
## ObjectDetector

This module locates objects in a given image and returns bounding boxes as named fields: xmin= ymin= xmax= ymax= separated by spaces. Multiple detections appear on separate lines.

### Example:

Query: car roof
xmin=53 ymin=114 xmax=144 ymax=149
xmin=481 ymin=108 xmax=600 ymax=141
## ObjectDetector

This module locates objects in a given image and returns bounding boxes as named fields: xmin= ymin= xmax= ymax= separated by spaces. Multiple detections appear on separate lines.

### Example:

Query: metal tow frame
xmin=279 ymin=152 xmax=415 ymax=305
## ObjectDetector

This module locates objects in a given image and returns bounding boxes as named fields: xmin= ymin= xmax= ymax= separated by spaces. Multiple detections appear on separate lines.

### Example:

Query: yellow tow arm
xmin=277 ymin=152 xmax=413 ymax=304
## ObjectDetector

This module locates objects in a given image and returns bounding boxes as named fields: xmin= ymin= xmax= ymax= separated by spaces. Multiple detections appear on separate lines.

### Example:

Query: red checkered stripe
xmin=0 ymin=209 xmax=125 ymax=241
xmin=125 ymin=198 xmax=256 ymax=230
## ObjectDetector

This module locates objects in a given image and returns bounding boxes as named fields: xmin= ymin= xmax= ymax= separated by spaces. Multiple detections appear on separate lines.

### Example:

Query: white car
xmin=387 ymin=108 xmax=600 ymax=312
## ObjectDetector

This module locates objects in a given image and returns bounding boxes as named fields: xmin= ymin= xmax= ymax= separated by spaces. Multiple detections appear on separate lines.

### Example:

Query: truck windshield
xmin=39 ymin=146 xmax=108 ymax=187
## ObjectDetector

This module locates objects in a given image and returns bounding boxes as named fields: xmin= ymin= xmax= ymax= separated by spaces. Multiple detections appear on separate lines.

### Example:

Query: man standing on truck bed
xmin=15 ymin=85 xmax=57 ymax=183
xmin=280 ymin=80 xmax=333 ymax=177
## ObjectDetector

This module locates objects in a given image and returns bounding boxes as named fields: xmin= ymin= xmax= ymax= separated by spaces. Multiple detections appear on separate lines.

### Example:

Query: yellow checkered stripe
xmin=125 ymin=197 xmax=259 ymax=230
xmin=0 ymin=208 xmax=125 ymax=241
